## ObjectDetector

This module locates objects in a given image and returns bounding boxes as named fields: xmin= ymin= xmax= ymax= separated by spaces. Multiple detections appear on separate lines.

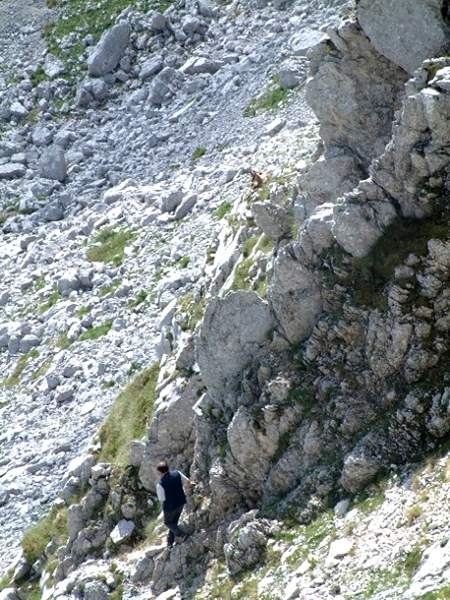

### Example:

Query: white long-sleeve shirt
xmin=156 ymin=471 xmax=189 ymax=502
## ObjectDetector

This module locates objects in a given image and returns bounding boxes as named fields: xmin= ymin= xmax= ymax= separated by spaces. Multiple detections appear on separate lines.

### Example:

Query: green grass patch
xmin=96 ymin=362 xmax=160 ymax=464
xmin=256 ymin=233 xmax=275 ymax=254
xmin=32 ymin=274 xmax=46 ymax=292
xmin=102 ymin=379 xmax=116 ymax=389
xmin=55 ymin=331 xmax=72 ymax=349
xmin=24 ymin=108 xmax=41 ymax=125
xmin=2 ymin=350 xmax=39 ymax=387
xmin=192 ymin=146 xmax=207 ymax=160
xmin=30 ymin=67 xmax=47 ymax=87
xmin=242 ymin=235 xmax=259 ymax=258
xmin=175 ymin=293 xmax=206 ymax=331
xmin=79 ymin=319 xmax=113 ymax=341
xmin=178 ymin=255 xmax=190 ymax=268
xmin=76 ymin=305 xmax=91 ymax=318
xmin=86 ymin=226 xmax=136 ymax=266
xmin=22 ymin=506 xmax=68 ymax=566
xmin=128 ymin=289 xmax=148 ymax=308
xmin=243 ymin=78 xmax=288 ymax=117
xmin=224 ymin=234 xmax=273 ymax=295
xmin=30 ymin=356 xmax=53 ymax=380
xmin=39 ymin=285 xmax=60 ymax=313
xmin=420 ymin=584 xmax=450 ymax=599
xmin=99 ymin=280 xmax=122 ymax=297
xmin=212 ymin=201 xmax=232 ymax=219
xmin=227 ymin=257 xmax=253 ymax=292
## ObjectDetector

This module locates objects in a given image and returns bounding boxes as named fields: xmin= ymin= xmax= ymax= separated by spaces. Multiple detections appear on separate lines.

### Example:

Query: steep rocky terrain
xmin=2 ymin=0 xmax=450 ymax=599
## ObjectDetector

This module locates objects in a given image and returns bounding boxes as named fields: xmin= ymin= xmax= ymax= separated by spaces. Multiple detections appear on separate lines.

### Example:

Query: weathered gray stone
xmin=306 ymin=20 xmax=408 ymax=168
xmin=139 ymin=375 xmax=200 ymax=490
xmin=357 ymin=0 xmax=450 ymax=75
xmin=19 ymin=334 xmax=40 ymax=353
xmin=372 ymin=61 xmax=450 ymax=218
xmin=277 ymin=57 xmax=308 ymax=89
xmin=331 ymin=197 xmax=396 ymax=258
xmin=0 ymin=163 xmax=26 ymax=179
xmin=341 ymin=446 xmax=381 ymax=493
xmin=147 ymin=67 xmax=183 ymax=106
xmin=148 ymin=12 xmax=167 ymax=31
xmin=252 ymin=201 xmax=292 ymax=241
xmin=0 ymin=589 xmax=21 ymax=600
xmin=64 ymin=454 xmax=95 ymax=487
xmin=289 ymin=27 xmax=324 ymax=56
xmin=128 ymin=441 xmax=145 ymax=467
xmin=67 ymin=504 xmax=85 ymax=542
xmin=9 ymin=101 xmax=28 ymax=119
xmin=55 ymin=385 xmax=75 ymax=404
xmin=38 ymin=145 xmax=67 ymax=182
xmin=174 ymin=193 xmax=197 ymax=219
xmin=268 ymin=244 xmax=322 ymax=344
xmin=91 ymin=78 xmax=108 ymax=101
xmin=57 ymin=269 xmax=82 ymax=293
xmin=197 ymin=291 xmax=274 ymax=402
xmin=160 ymin=188 xmax=184 ymax=213
xmin=180 ymin=57 xmax=224 ymax=75
xmin=140 ymin=58 xmax=163 ymax=80
xmin=44 ymin=53 xmax=66 ymax=78
xmin=296 ymin=154 xmax=365 ymax=215
xmin=84 ymin=580 xmax=110 ymax=600
xmin=110 ymin=519 xmax=135 ymax=544
xmin=32 ymin=126 xmax=53 ymax=147
xmin=88 ymin=23 xmax=131 ymax=76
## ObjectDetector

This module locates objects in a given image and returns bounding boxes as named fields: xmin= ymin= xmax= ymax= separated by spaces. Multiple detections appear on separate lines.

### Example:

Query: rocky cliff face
xmin=2 ymin=0 xmax=450 ymax=598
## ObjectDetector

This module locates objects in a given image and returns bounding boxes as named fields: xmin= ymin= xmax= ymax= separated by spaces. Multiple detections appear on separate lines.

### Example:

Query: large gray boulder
xmin=267 ymin=244 xmax=322 ymax=345
xmin=147 ymin=67 xmax=184 ymax=106
xmin=38 ymin=145 xmax=67 ymax=182
xmin=357 ymin=0 xmax=450 ymax=75
xmin=252 ymin=201 xmax=292 ymax=242
xmin=331 ymin=195 xmax=397 ymax=258
xmin=296 ymin=153 xmax=365 ymax=216
xmin=277 ymin=57 xmax=308 ymax=89
xmin=306 ymin=19 xmax=408 ymax=169
xmin=197 ymin=291 xmax=274 ymax=402
xmin=87 ymin=22 xmax=131 ymax=77
xmin=0 ymin=163 xmax=26 ymax=179
xmin=341 ymin=444 xmax=381 ymax=493
xmin=372 ymin=60 xmax=450 ymax=219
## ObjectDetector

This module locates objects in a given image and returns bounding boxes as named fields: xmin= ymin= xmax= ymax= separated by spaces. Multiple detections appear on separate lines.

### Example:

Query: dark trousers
xmin=163 ymin=503 xmax=185 ymax=545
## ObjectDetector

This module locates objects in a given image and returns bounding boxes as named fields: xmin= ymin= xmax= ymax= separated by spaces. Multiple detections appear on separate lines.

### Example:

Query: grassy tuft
xmin=192 ymin=146 xmax=207 ymax=160
xmin=87 ymin=226 xmax=136 ymax=266
xmin=96 ymin=362 xmax=160 ymax=464
xmin=39 ymin=285 xmax=60 ymax=313
xmin=420 ymin=584 xmax=450 ymax=599
xmin=178 ymin=256 xmax=190 ymax=268
xmin=128 ymin=289 xmax=148 ymax=308
xmin=79 ymin=320 xmax=113 ymax=342
xmin=175 ymin=293 xmax=206 ymax=332
xmin=213 ymin=201 xmax=232 ymax=219
xmin=244 ymin=78 xmax=288 ymax=117
xmin=22 ymin=506 xmax=68 ymax=566
xmin=1 ymin=350 xmax=39 ymax=387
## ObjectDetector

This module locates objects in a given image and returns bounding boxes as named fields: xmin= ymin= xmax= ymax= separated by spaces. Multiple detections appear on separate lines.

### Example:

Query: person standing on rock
xmin=156 ymin=460 xmax=193 ymax=548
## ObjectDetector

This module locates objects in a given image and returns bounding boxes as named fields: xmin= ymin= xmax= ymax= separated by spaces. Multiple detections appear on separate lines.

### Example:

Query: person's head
xmin=157 ymin=460 xmax=169 ymax=474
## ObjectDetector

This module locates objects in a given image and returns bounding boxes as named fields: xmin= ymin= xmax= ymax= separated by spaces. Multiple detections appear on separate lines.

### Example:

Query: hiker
xmin=156 ymin=460 xmax=193 ymax=548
